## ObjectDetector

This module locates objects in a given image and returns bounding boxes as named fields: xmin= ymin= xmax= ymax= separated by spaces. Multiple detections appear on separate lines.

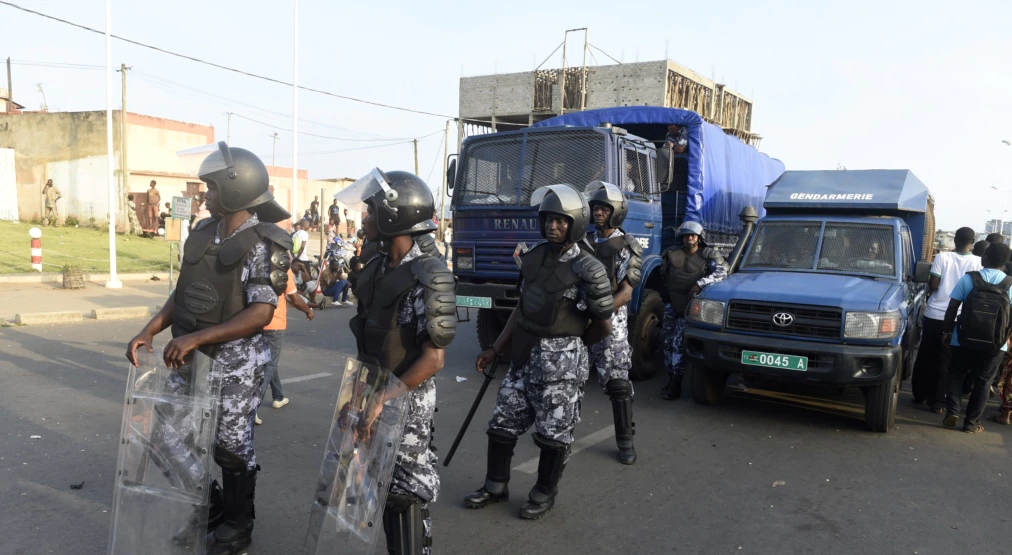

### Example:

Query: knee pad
xmin=487 ymin=428 xmax=518 ymax=446
xmin=606 ymin=378 xmax=632 ymax=398
xmin=531 ymin=432 xmax=567 ymax=451
xmin=213 ymin=445 xmax=246 ymax=471
xmin=383 ymin=494 xmax=430 ymax=555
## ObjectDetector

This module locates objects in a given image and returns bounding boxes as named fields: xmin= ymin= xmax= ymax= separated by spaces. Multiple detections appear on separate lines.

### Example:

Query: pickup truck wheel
xmin=477 ymin=309 xmax=506 ymax=352
xmin=691 ymin=363 xmax=728 ymax=405
xmin=629 ymin=290 xmax=664 ymax=381
xmin=864 ymin=368 xmax=899 ymax=433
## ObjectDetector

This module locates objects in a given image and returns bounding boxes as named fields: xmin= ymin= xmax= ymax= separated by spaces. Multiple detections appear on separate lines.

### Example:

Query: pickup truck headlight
xmin=687 ymin=298 xmax=725 ymax=326
xmin=844 ymin=311 xmax=901 ymax=339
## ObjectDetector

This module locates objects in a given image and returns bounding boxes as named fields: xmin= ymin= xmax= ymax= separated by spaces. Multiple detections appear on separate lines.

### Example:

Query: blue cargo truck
xmin=447 ymin=106 xmax=784 ymax=380
xmin=681 ymin=170 xmax=936 ymax=432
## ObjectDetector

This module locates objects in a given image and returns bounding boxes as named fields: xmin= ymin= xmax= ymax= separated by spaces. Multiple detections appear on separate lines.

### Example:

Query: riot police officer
xmin=465 ymin=184 xmax=614 ymax=520
xmin=584 ymin=181 xmax=643 ymax=464
xmin=343 ymin=169 xmax=456 ymax=555
xmin=660 ymin=221 xmax=728 ymax=400
xmin=126 ymin=142 xmax=292 ymax=555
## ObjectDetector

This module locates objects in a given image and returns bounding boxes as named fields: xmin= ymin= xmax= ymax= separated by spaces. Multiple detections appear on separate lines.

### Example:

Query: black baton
xmin=443 ymin=355 xmax=500 ymax=467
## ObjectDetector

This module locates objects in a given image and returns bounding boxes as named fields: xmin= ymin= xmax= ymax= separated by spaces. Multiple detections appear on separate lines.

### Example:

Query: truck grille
xmin=726 ymin=301 xmax=842 ymax=339
xmin=475 ymin=242 xmax=521 ymax=275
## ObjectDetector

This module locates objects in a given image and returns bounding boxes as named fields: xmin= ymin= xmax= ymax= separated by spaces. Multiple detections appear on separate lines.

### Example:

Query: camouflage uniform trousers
xmin=488 ymin=338 xmax=590 ymax=449
xmin=663 ymin=305 xmax=690 ymax=378
xmin=389 ymin=376 xmax=438 ymax=554
xmin=590 ymin=305 xmax=633 ymax=395
xmin=152 ymin=350 xmax=265 ymax=486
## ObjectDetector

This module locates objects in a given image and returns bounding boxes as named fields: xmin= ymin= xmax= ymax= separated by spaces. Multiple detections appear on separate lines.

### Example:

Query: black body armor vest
xmin=511 ymin=243 xmax=593 ymax=366
xmin=349 ymin=257 xmax=422 ymax=377
xmin=665 ymin=249 xmax=707 ymax=313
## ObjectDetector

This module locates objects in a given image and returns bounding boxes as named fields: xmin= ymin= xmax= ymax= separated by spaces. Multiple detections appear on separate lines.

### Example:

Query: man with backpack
xmin=942 ymin=242 xmax=1012 ymax=433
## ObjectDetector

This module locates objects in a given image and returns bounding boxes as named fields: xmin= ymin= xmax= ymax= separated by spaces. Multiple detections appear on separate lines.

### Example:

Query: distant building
xmin=984 ymin=219 xmax=1012 ymax=237
xmin=0 ymin=87 xmax=25 ymax=114
xmin=0 ymin=110 xmax=352 ymax=231
xmin=935 ymin=230 xmax=955 ymax=251
xmin=458 ymin=59 xmax=760 ymax=146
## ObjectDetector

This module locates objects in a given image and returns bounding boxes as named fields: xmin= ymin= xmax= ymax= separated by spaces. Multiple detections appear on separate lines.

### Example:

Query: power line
xmin=0 ymin=0 xmax=474 ymax=122
xmin=261 ymin=140 xmax=416 ymax=160
xmin=425 ymin=132 xmax=446 ymax=184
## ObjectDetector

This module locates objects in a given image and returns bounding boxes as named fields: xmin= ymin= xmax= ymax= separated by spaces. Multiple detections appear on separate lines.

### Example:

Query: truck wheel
xmin=477 ymin=309 xmax=505 ymax=352
xmin=864 ymin=369 xmax=899 ymax=433
xmin=629 ymin=290 xmax=664 ymax=381
xmin=690 ymin=362 xmax=728 ymax=405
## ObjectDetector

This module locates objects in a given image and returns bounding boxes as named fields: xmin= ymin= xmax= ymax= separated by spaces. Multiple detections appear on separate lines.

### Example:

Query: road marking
xmin=281 ymin=372 xmax=333 ymax=385
xmin=513 ymin=425 xmax=615 ymax=474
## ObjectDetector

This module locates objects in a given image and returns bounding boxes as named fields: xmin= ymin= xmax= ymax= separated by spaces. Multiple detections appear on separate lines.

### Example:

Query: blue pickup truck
xmin=446 ymin=106 xmax=783 ymax=380
xmin=681 ymin=169 xmax=936 ymax=432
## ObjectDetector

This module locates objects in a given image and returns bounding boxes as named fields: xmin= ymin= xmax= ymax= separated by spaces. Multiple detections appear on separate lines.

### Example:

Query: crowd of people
xmin=912 ymin=228 xmax=1012 ymax=433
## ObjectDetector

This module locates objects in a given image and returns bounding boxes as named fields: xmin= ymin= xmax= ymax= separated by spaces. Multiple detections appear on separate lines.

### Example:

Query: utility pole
xmin=104 ymin=0 xmax=121 ymax=288
xmin=5 ymin=57 xmax=11 ymax=113
xmin=439 ymin=120 xmax=450 ymax=241
xmin=119 ymin=63 xmax=129 ymax=230
xmin=270 ymin=132 xmax=279 ymax=166
xmin=226 ymin=112 xmax=232 ymax=144
xmin=413 ymin=138 xmax=419 ymax=176
xmin=292 ymin=0 xmax=300 ymax=222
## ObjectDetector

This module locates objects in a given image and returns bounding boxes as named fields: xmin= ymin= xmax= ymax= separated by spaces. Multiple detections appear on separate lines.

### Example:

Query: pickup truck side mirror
xmin=913 ymin=261 xmax=931 ymax=283
xmin=446 ymin=156 xmax=458 ymax=193
xmin=655 ymin=145 xmax=674 ymax=193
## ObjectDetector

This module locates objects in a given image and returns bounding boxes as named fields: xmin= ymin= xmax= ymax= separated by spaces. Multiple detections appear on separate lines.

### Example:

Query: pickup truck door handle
xmin=645 ymin=222 xmax=655 ymax=229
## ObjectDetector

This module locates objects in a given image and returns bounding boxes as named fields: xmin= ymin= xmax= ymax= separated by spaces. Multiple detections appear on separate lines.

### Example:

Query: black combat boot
xmin=206 ymin=466 xmax=257 ymax=555
xmin=464 ymin=430 xmax=517 ymax=508
xmin=519 ymin=433 xmax=568 ymax=520
xmin=172 ymin=479 xmax=225 ymax=547
xmin=661 ymin=374 xmax=683 ymax=400
xmin=607 ymin=379 xmax=637 ymax=465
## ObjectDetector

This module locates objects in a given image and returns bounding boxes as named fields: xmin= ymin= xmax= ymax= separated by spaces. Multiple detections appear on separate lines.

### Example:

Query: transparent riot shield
xmin=302 ymin=358 xmax=409 ymax=555
xmin=108 ymin=348 xmax=222 ymax=555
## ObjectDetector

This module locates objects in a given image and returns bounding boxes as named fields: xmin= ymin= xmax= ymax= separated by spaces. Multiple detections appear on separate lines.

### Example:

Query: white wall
xmin=0 ymin=148 xmax=18 ymax=222
xmin=46 ymin=154 xmax=116 ymax=224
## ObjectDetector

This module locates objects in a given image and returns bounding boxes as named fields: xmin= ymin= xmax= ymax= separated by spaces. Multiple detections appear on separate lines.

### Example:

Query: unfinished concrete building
xmin=458 ymin=59 xmax=760 ymax=147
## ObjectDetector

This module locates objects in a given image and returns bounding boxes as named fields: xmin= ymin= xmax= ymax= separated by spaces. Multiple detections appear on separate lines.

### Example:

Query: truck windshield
xmin=453 ymin=130 xmax=606 ymax=206
xmin=743 ymin=221 xmax=896 ymax=276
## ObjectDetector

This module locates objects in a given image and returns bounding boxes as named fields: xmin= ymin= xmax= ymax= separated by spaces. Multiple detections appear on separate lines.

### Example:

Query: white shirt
xmin=924 ymin=251 xmax=982 ymax=320
xmin=293 ymin=229 xmax=311 ymax=261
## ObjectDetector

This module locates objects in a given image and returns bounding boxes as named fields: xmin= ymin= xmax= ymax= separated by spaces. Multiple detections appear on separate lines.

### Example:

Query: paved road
xmin=2 ymin=307 xmax=1009 ymax=554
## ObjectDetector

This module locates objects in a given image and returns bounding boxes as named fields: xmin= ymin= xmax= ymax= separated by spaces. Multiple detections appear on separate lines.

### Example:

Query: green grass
xmin=0 ymin=220 xmax=173 ymax=275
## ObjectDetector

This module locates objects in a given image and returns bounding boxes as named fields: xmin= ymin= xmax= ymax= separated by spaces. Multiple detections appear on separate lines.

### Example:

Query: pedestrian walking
xmin=660 ymin=221 xmax=728 ymax=400
xmin=145 ymin=180 xmax=161 ymax=230
xmin=464 ymin=184 xmax=614 ymax=520
xmin=584 ymin=181 xmax=643 ymax=464
xmin=125 ymin=142 xmax=292 ymax=555
xmin=42 ymin=179 xmax=61 ymax=226
xmin=911 ymin=227 xmax=980 ymax=412
xmin=942 ymin=242 xmax=1012 ymax=434
xmin=255 ymin=266 xmax=314 ymax=425
xmin=126 ymin=194 xmax=142 ymax=235
xmin=339 ymin=168 xmax=457 ymax=554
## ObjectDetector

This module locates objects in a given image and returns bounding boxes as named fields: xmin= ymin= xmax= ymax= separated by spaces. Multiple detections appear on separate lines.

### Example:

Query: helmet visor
xmin=334 ymin=168 xmax=398 ymax=211
xmin=177 ymin=142 xmax=233 ymax=177
xmin=529 ymin=184 xmax=583 ymax=209
xmin=583 ymin=180 xmax=624 ymax=203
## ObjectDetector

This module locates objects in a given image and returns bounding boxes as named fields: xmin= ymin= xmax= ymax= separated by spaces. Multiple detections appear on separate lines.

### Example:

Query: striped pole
xmin=29 ymin=227 xmax=42 ymax=272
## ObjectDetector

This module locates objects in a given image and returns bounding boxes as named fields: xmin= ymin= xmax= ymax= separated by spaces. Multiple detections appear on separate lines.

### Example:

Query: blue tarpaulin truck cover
xmin=532 ymin=107 xmax=785 ymax=235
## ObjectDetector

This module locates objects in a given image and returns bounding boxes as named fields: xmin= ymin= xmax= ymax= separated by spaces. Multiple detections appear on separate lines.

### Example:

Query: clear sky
xmin=3 ymin=0 xmax=1011 ymax=230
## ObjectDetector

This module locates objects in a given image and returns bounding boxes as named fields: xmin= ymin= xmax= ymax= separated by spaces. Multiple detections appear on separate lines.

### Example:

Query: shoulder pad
xmin=412 ymin=255 xmax=455 ymax=292
xmin=256 ymin=222 xmax=295 ymax=251
xmin=193 ymin=217 xmax=218 ymax=232
xmin=623 ymin=234 xmax=644 ymax=257
xmin=412 ymin=255 xmax=457 ymax=349
xmin=625 ymin=236 xmax=644 ymax=288
xmin=522 ymin=241 xmax=549 ymax=257
xmin=702 ymin=247 xmax=729 ymax=266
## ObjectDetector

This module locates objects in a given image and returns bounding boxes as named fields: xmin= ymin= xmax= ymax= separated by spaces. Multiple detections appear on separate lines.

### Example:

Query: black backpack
xmin=957 ymin=271 xmax=1012 ymax=354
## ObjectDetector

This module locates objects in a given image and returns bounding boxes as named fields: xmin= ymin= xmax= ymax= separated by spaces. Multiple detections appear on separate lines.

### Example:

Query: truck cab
xmin=682 ymin=170 xmax=934 ymax=432
xmin=448 ymin=125 xmax=664 ymax=374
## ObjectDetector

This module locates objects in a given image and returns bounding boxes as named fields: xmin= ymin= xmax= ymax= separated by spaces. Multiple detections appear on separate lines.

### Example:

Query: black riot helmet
xmin=335 ymin=168 xmax=436 ymax=238
xmin=531 ymin=184 xmax=590 ymax=245
xmin=180 ymin=141 xmax=290 ymax=223
xmin=585 ymin=180 xmax=628 ymax=229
